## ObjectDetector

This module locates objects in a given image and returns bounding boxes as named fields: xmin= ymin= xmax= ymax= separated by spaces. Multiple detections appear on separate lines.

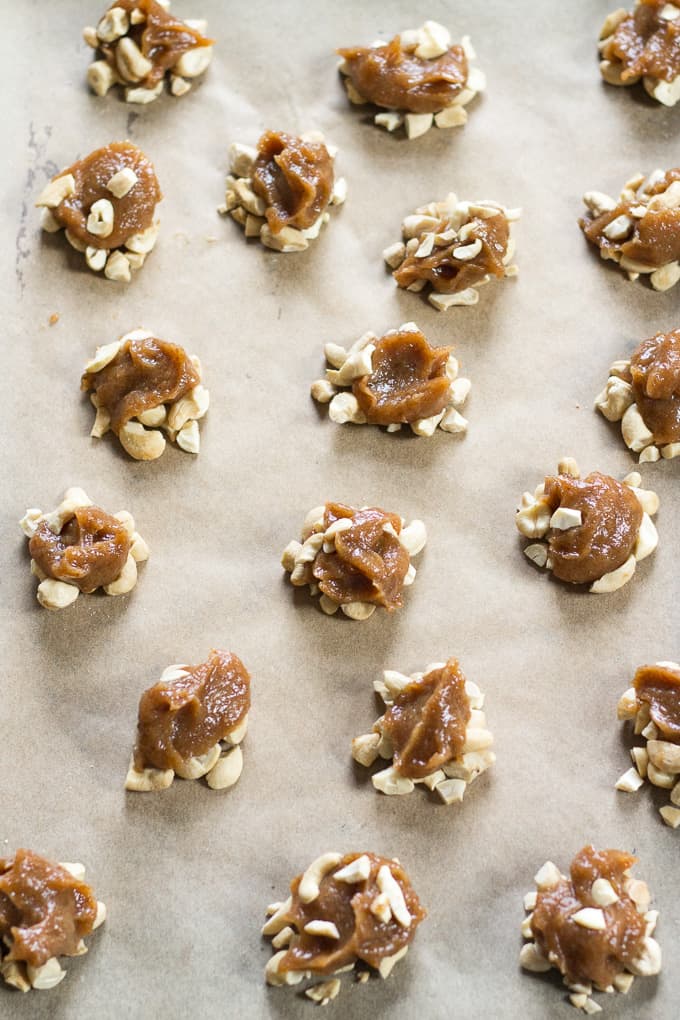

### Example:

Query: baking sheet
xmin=2 ymin=1 xmax=679 ymax=1017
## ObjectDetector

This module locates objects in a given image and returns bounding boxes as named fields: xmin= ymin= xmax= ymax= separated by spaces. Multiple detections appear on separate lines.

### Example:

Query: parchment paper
xmin=2 ymin=1 xmax=679 ymax=1017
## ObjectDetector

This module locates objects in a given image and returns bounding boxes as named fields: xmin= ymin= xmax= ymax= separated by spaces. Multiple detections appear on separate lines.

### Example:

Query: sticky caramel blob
xmin=51 ymin=141 xmax=161 ymax=250
xmin=634 ymin=663 xmax=680 ymax=741
xmin=134 ymin=649 xmax=251 ymax=772
xmin=312 ymin=503 xmax=410 ymax=610
xmin=338 ymin=36 xmax=468 ymax=113
xmin=0 ymin=850 xmax=97 ymax=969
xmin=543 ymin=472 xmax=642 ymax=584
xmin=601 ymin=0 xmax=680 ymax=83
xmin=276 ymin=852 xmax=426 ymax=975
xmin=98 ymin=0 xmax=213 ymax=88
xmin=580 ymin=168 xmax=680 ymax=268
xmin=81 ymin=335 xmax=199 ymax=434
xmin=394 ymin=212 xmax=509 ymax=293
xmin=353 ymin=329 xmax=452 ymax=425
xmin=29 ymin=506 xmax=131 ymax=593
xmin=626 ymin=328 xmax=680 ymax=444
xmin=251 ymin=131 xmax=334 ymax=234
xmin=380 ymin=659 xmax=471 ymax=779
xmin=531 ymin=846 xmax=646 ymax=989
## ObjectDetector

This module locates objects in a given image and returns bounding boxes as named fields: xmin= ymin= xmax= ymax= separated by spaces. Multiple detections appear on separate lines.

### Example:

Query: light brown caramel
xmin=531 ymin=846 xmax=646 ymax=989
xmin=380 ymin=659 xmax=471 ymax=779
xmin=580 ymin=168 xmax=680 ymax=268
xmin=543 ymin=472 xmax=642 ymax=584
xmin=0 ymin=850 xmax=97 ymax=969
xmin=353 ymin=329 xmax=451 ymax=424
xmin=50 ymin=141 xmax=161 ymax=250
xmin=275 ymin=853 xmax=426 ymax=975
xmin=134 ymin=650 xmax=251 ymax=772
xmin=338 ymin=36 xmax=468 ymax=113
xmin=312 ymin=503 xmax=410 ymax=610
xmin=634 ymin=663 xmax=680 ymax=741
xmin=601 ymin=0 xmax=680 ymax=83
xmin=98 ymin=0 xmax=213 ymax=88
xmin=81 ymin=335 xmax=199 ymax=434
xmin=394 ymin=212 xmax=509 ymax=293
xmin=29 ymin=506 xmax=131 ymax=593
xmin=628 ymin=329 xmax=680 ymax=444
xmin=251 ymin=131 xmax=334 ymax=234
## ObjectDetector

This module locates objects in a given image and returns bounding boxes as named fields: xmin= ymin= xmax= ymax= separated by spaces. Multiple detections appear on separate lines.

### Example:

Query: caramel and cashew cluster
xmin=82 ymin=329 xmax=209 ymax=459
xmin=580 ymin=168 xmax=680 ymax=291
xmin=311 ymin=322 xmax=471 ymax=437
xmin=36 ymin=141 xmax=161 ymax=283
xmin=125 ymin=649 xmax=250 ymax=792
xmin=337 ymin=20 xmax=485 ymax=139
xmin=0 ymin=850 xmax=106 ymax=993
xmin=599 ymin=1 xmax=680 ymax=106
xmin=352 ymin=658 xmax=494 ymax=805
xmin=516 ymin=458 xmax=659 ymax=594
xmin=616 ymin=662 xmax=680 ymax=829
xmin=84 ymin=0 xmax=213 ymax=103
xmin=384 ymin=193 xmax=519 ymax=311
xmin=263 ymin=852 xmax=426 ymax=1001
xmin=595 ymin=329 xmax=680 ymax=463
xmin=520 ymin=847 xmax=661 ymax=1013
xmin=20 ymin=488 xmax=149 ymax=610
xmin=281 ymin=502 xmax=426 ymax=620
xmin=219 ymin=130 xmax=346 ymax=253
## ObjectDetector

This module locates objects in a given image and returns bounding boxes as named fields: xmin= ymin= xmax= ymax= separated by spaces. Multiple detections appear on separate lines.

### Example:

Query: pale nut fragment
xmin=170 ymin=75 xmax=191 ymax=97
xmin=661 ymin=441 xmax=680 ymax=458
xmin=639 ymin=445 xmax=660 ymax=463
xmin=104 ymin=251 xmax=132 ymax=283
xmin=405 ymin=112 xmax=434 ymax=139
xmin=414 ymin=20 xmax=451 ymax=59
xmin=96 ymin=6 xmax=129 ymax=42
xmin=298 ymin=853 xmax=343 ymax=904
xmin=125 ymin=222 xmax=159 ymax=254
xmin=175 ymin=45 xmax=213 ymax=78
xmin=626 ymin=937 xmax=662 ymax=977
xmin=591 ymin=879 xmax=619 ymax=907
xmin=452 ymin=238 xmax=483 ymax=261
xmin=167 ymin=384 xmax=210 ymax=431
xmin=377 ymin=945 xmax=408 ymax=979
xmin=130 ymin=533 xmax=150 ymax=563
xmin=115 ymin=36 xmax=153 ymax=83
xmin=265 ymin=950 xmax=304 ymax=987
xmin=229 ymin=142 xmax=257 ymax=177
xmin=647 ymin=763 xmax=676 ymax=788
xmin=40 ymin=207 xmax=61 ymax=233
xmin=36 ymin=579 xmax=80 ymax=611
xmin=341 ymin=602 xmax=376 ymax=620
xmin=119 ymin=420 xmax=166 ymax=460
xmin=83 ymin=25 xmax=98 ymax=48
xmin=87 ymin=60 xmax=117 ymax=97
xmin=550 ymin=507 xmax=582 ymax=530
xmin=594 ymin=377 xmax=634 ymax=422
xmin=383 ymin=241 xmax=406 ymax=268
xmin=515 ymin=498 xmax=551 ymax=540
xmin=583 ymin=190 xmax=617 ymax=215
xmin=534 ymin=861 xmax=562 ymax=890
xmin=224 ymin=714 xmax=248 ymax=746
xmin=311 ymin=379 xmax=337 ymax=403
xmin=372 ymin=766 xmax=415 ymax=796
xmin=439 ymin=407 xmax=468 ymax=434
xmin=519 ymin=942 xmax=551 ymax=972
xmin=334 ymin=855 xmax=371 ymax=884
xmin=659 ymin=805 xmax=680 ymax=828
xmin=124 ymin=758 xmax=174 ymax=791
xmin=85 ymin=246 xmax=107 ymax=272
xmin=621 ymin=404 xmax=655 ymax=452
xmin=398 ymin=519 xmax=427 ymax=556
xmin=328 ymin=392 xmax=366 ymax=425
xmin=435 ymin=777 xmax=467 ymax=805
xmin=429 ymin=288 xmax=479 ymax=310
xmin=647 ymin=740 xmax=680 ymax=774
xmin=650 ymin=261 xmax=680 ymax=292
xmin=305 ymin=978 xmax=341 ymax=1004
xmin=172 ymin=743 xmax=222 ymax=781
xmin=36 ymin=173 xmax=76 ymax=209
xmin=434 ymin=105 xmax=468 ymax=128
xmin=351 ymin=733 xmax=381 ymax=767
xmin=27 ymin=957 xmax=65 ymax=991
xmin=304 ymin=920 xmax=340 ymax=940
xmin=376 ymin=865 xmax=411 ymax=928
xmin=602 ymin=215 xmax=633 ymax=241
xmin=616 ymin=687 xmax=638 ymax=720
xmin=106 ymin=168 xmax=138 ymax=199
xmin=615 ymin=767 xmax=645 ymax=792
xmin=634 ymin=513 xmax=658 ymax=561
xmin=523 ymin=543 xmax=548 ymax=569
xmin=103 ymin=553 xmax=138 ymax=596
xmin=260 ymin=224 xmax=309 ymax=253
xmin=1 ymin=959 xmax=31 ymax=992
xmin=589 ymin=554 xmax=636 ymax=594
xmin=206 ymin=745 xmax=244 ymax=790
xmin=644 ymin=74 xmax=680 ymax=107
xmin=410 ymin=410 xmax=445 ymax=436
xmin=176 ymin=419 xmax=200 ymax=454
xmin=375 ymin=111 xmax=403 ymax=132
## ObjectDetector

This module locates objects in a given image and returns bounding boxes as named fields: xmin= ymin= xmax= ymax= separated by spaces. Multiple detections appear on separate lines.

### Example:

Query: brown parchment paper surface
xmin=2 ymin=1 xmax=679 ymax=1017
